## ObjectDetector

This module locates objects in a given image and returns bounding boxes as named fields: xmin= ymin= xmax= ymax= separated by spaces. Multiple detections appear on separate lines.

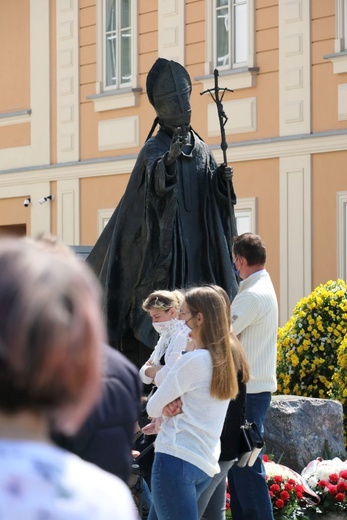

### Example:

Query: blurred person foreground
xmin=0 ymin=238 xmax=137 ymax=519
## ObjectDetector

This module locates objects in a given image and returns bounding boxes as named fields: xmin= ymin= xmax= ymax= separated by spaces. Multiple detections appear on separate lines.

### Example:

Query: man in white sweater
xmin=228 ymin=233 xmax=278 ymax=520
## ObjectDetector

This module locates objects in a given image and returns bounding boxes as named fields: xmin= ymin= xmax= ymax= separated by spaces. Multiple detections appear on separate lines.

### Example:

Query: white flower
xmin=265 ymin=461 xmax=299 ymax=482
xmin=301 ymin=458 xmax=347 ymax=488
xmin=307 ymin=476 xmax=318 ymax=488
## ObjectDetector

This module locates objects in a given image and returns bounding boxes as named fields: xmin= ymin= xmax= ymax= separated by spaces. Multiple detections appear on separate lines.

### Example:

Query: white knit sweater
xmin=231 ymin=269 xmax=278 ymax=394
xmin=146 ymin=349 xmax=230 ymax=477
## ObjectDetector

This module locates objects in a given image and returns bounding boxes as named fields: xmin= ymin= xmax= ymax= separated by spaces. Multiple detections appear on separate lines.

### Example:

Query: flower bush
xmin=330 ymin=334 xmax=347 ymax=440
xmin=277 ymin=279 xmax=347 ymax=403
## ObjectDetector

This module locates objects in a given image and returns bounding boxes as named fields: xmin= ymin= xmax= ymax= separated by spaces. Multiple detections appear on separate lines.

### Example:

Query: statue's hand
xmin=217 ymin=163 xmax=233 ymax=182
xmin=166 ymin=126 xmax=189 ymax=165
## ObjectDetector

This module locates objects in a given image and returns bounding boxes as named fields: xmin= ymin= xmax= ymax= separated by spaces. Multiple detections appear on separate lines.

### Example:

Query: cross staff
xmin=201 ymin=68 xmax=237 ymax=239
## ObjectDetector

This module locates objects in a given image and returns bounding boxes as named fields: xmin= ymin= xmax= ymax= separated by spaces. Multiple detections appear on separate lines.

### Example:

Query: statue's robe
xmin=87 ymin=128 xmax=238 ymax=365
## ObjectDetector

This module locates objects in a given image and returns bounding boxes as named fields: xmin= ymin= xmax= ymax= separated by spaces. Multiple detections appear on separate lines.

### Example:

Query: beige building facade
xmin=0 ymin=0 xmax=346 ymax=324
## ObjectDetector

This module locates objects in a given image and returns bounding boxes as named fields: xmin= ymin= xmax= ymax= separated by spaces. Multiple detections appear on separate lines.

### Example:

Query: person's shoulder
xmin=102 ymin=345 xmax=142 ymax=400
xmin=176 ymin=348 xmax=211 ymax=369
xmin=61 ymin=451 xmax=137 ymax=518
xmin=252 ymin=271 xmax=276 ymax=295
xmin=0 ymin=442 xmax=136 ymax=519
xmin=103 ymin=344 xmax=138 ymax=378
xmin=237 ymin=270 xmax=269 ymax=292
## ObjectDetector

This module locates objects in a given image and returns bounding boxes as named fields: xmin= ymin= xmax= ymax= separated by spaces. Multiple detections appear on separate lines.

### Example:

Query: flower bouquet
xmin=264 ymin=458 xmax=319 ymax=519
xmin=301 ymin=458 xmax=347 ymax=515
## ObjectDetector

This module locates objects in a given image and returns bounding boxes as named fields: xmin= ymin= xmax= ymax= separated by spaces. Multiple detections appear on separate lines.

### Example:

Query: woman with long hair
xmin=198 ymin=285 xmax=250 ymax=520
xmin=146 ymin=286 xmax=238 ymax=520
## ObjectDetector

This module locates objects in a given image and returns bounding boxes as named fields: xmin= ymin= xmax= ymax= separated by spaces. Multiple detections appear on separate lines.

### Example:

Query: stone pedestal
xmin=263 ymin=395 xmax=346 ymax=472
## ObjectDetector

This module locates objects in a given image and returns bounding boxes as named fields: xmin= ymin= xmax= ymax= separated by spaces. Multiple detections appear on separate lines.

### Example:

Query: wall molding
xmin=1 ymin=130 xmax=347 ymax=186
xmin=57 ymin=179 xmax=80 ymax=245
xmin=337 ymin=191 xmax=347 ymax=280
xmin=280 ymin=155 xmax=312 ymax=325
xmin=279 ymin=0 xmax=311 ymax=136
xmin=158 ymin=0 xmax=185 ymax=64
xmin=56 ymin=0 xmax=80 ymax=162
xmin=207 ymin=97 xmax=257 ymax=136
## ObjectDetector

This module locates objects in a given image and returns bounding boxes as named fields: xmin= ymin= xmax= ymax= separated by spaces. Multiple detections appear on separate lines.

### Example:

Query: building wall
xmin=312 ymin=151 xmax=347 ymax=286
xmin=0 ymin=0 xmax=347 ymax=324
xmin=0 ymin=0 xmax=30 ymax=150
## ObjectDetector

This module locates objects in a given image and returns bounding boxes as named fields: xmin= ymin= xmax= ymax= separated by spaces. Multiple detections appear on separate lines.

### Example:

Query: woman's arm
xmin=147 ymin=353 xmax=199 ymax=418
xmin=154 ymin=330 xmax=188 ymax=386
xmin=147 ymin=351 xmax=211 ymax=418
xmin=139 ymin=333 xmax=169 ymax=384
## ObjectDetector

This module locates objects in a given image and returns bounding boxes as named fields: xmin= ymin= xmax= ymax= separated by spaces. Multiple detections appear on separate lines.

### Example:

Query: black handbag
xmin=236 ymin=420 xmax=264 ymax=468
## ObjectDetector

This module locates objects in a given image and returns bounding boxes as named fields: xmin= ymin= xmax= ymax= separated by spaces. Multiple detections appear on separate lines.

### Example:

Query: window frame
xmin=214 ymin=0 xmax=249 ymax=72
xmin=199 ymin=0 xmax=257 ymax=92
xmin=95 ymin=0 xmax=138 ymax=94
xmin=206 ymin=0 xmax=255 ymax=75
xmin=335 ymin=0 xmax=347 ymax=53
xmin=324 ymin=1 xmax=347 ymax=73
xmin=103 ymin=0 xmax=132 ymax=91
xmin=91 ymin=0 xmax=139 ymax=111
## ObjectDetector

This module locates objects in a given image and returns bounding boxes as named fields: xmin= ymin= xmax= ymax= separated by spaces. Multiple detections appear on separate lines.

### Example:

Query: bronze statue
xmin=87 ymin=58 xmax=238 ymax=366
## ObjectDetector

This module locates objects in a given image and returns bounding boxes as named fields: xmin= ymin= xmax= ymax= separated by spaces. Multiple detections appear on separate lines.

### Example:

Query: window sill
xmin=87 ymin=88 xmax=142 ymax=112
xmin=195 ymin=68 xmax=259 ymax=92
xmin=324 ymin=52 xmax=347 ymax=74
xmin=0 ymin=109 xmax=31 ymax=127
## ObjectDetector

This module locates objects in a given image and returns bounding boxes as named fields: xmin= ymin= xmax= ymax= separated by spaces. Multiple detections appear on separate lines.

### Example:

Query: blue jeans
xmin=228 ymin=392 xmax=274 ymax=520
xmin=148 ymin=453 xmax=211 ymax=520
xmin=198 ymin=460 xmax=234 ymax=520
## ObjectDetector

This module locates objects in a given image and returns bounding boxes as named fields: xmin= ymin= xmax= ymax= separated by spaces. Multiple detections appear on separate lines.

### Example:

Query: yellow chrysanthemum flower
xmin=277 ymin=279 xmax=347 ymax=446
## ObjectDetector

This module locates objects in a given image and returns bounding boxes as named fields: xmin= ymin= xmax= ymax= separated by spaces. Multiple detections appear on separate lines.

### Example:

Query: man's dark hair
xmin=232 ymin=233 xmax=266 ymax=266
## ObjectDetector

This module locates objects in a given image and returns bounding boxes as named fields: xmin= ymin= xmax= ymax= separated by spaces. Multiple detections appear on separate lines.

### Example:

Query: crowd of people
xmin=0 ymin=56 xmax=278 ymax=519
xmin=135 ymin=233 xmax=277 ymax=520
xmin=0 ymin=230 xmax=277 ymax=520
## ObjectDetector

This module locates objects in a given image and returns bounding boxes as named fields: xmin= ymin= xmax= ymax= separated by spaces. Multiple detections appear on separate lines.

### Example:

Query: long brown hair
xmin=206 ymin=284 xmax=250 ymax=384
xmin=184 ymin=286 xmax=238 ymax=400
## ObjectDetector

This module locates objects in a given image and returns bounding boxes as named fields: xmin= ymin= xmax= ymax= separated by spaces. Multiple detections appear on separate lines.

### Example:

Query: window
xmin=324 ymin=1 xmax=347 ymax=73
xmin=235 ymin=197 xmax=257 ymax=234
xmin=90 ymin=0 xmax=139 ymax=111
xmin=335 ymin=0 xmax=347 ymax=53
xmin=200 ymin=0 xmax=256 ymax=92
xmin=104 ymin=0 xmax=132 ymax=90
xmin=215 ymin=0 xmax=248 ymax=70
